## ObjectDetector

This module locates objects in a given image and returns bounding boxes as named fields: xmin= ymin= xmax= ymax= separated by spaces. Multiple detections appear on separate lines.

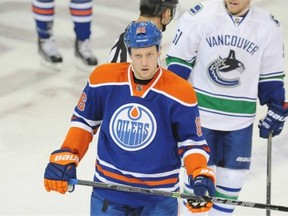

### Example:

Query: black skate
xmin=75 ymin=39 xmax=98 ymax=71
xmin=38 ymin=37 xmax=63 ymax=71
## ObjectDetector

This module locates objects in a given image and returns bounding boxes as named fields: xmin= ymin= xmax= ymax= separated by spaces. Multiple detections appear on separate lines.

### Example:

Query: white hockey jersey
xmin=166 ymin=0 xmax=285 ymax=130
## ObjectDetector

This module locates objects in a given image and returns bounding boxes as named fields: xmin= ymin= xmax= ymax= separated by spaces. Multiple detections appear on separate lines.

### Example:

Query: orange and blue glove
xmin=186 ymin=167 xmax=216 ymax=213
xmin=44 ymin=149 xmax=79 ymax=194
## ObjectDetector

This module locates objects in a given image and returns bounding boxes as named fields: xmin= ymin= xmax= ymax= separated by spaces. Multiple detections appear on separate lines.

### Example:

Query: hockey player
xmin=32 ymin=0 xmax=98 ymax=70
xmin=108 ymin=0 xmax=179 ymax=63
xmin=166 ymin=0 xmax=288 ymax=215
xmin=44 ymin=21 xmax=216 ymax=215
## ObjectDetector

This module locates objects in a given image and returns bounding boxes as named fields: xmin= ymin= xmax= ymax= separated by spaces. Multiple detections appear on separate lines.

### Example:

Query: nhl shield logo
xmin=109 ymin=103 xmax=157 ymax=151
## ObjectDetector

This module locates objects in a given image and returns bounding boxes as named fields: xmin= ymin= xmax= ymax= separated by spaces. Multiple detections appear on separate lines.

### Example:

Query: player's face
xmin=130 ymin=46 xmax=160 ymax=80
xmin=225 ymin=0 xmax=251 ymax=16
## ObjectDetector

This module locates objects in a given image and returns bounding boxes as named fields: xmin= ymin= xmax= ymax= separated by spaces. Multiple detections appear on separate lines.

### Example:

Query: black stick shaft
xmin=266 ymin=133 xmax=273 ymax=216
xmin=69 ymin=179 xmax=288 ymax=212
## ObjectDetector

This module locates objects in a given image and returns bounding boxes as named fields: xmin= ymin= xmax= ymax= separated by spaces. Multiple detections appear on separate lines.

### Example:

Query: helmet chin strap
xmin=152 ymin=66 xmax=160 ymax=76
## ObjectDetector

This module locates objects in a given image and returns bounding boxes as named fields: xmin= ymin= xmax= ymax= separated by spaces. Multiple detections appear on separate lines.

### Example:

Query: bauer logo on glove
xmin=44 ymin=149 xmax=79 ymax=194
xmin=259 ymin=102 xmax=288 ymax=138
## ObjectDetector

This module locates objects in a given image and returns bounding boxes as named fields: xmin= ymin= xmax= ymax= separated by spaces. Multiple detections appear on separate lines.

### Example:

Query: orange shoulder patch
xmin=154 ymin=69 xmax=198 ymax=104
xmin=89 ymin=63 xmax=130 ymax=85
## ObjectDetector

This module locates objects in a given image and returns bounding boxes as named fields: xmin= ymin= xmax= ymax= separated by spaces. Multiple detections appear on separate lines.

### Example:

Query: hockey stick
xmin=266 ymin=132 xmax=273 ymax=216
xmin=69 ymin=178 xmax=288 ymax=212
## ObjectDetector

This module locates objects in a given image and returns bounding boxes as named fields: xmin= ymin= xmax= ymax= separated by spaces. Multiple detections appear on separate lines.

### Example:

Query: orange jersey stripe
xmin=96 ymin=163 xmax=178 ymax=187
xmin=70 ymin=9 xmax=92 ymax=16
xmin=32 ymin=7 xmax=54 ymax=15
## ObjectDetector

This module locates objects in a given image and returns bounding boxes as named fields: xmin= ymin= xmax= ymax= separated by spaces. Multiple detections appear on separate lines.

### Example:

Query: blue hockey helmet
xmin=124 ymin=21 xmax=162 ymax=52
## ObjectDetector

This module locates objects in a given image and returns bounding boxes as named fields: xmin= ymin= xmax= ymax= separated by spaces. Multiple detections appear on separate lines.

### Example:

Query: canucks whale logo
xmin=208 ymin=50 xmax=245 ymax=87
xmin=110 ymin=103 xmax=157 ymax=151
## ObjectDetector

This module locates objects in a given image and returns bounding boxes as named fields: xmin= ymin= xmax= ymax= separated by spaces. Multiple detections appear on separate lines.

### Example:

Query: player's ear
xmin=161 ymin=8 xmax=173 ymax=26
xmin=163 ymin=8 xmax=171 ymax=19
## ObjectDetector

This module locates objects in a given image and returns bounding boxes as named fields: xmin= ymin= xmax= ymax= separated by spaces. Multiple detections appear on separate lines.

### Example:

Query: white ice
xmin=0 ymin=0 xmax=287 ymax=215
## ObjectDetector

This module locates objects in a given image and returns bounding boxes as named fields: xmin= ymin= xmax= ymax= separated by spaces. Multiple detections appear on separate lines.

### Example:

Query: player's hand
xmin=186 ymin=199 xmax=213 ymax=213
xmin=44 ymin=149 xmax=79 ymax=194
xmin=259 ymin=102 xmax=288 ymax=138
xmin=186 ymin=168 xmax=216 ymax=213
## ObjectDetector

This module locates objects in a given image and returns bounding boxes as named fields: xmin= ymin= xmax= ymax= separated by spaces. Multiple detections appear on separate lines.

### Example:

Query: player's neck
xmin=132 ymin=72 xmax=152 ymax=85
xmin=225 ymin=4 xmax=250 ymax=17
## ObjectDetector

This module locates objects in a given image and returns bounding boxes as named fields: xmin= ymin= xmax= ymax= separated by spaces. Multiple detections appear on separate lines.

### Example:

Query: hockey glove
xmin=186 ymin=168 xmax=216 ymax=213
xmin=44 ymin=149 xmax=79 ymax=194
xmin=259 ymin=102 xmax=288 ymax=138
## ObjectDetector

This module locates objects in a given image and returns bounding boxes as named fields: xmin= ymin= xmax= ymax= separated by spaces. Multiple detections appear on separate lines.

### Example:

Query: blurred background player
xmin=32 ymin=0 xmax=98 ymax=70
xmin=166 ymin=0 xmax=288 ymax=215
xmin=43 ymin=21 xmax=216 ymax=215
xmin=108 ymin=0 xmax=179 ymax=63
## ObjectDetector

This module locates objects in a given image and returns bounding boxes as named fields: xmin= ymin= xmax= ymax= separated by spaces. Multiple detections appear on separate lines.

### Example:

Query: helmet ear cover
xmin=124 ymin=21 xmax=162 ymax=52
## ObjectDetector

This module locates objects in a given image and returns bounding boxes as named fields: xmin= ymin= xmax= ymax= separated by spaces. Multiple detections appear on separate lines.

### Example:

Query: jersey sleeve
xmin=155 ymin=70 xmax=210 ymax=174
xmin=61 ymin=73 xmax=104 ymax=159
xmin=163 ymin=75 xmax=210 ymax=175
xmin=258 ymin=15 xmax=286 ymax=105
xmin=174 ymin=101 xmax=210 ymax=175
xmin=166 ymin=8 xmax=203 ymax=79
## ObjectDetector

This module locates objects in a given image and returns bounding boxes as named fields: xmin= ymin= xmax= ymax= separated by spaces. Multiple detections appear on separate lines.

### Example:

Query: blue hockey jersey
xmin=61 ymin=62 xmax=210 ymax=207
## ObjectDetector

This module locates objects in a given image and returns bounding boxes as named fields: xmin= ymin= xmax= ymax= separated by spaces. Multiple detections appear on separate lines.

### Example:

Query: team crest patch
xmin=207 ymin=50 xmax=245 ymax=87
xmin=109 ymin=103 xmax=157 ymax=151
xmin=189 ymin=3 xmax=203 ymax=15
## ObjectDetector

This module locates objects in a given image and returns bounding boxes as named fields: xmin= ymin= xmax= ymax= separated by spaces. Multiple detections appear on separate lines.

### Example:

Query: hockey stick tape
xmin=69 ymin=178 xmax=79 ymax=185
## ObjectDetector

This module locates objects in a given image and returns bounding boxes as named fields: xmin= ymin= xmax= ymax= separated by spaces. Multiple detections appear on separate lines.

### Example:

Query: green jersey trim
xmin=196 ymin=91 xmax=257 ymax=116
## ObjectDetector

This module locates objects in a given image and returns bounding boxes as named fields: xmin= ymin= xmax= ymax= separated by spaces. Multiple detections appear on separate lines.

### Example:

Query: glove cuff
xmin=283 ymin=102 xmax=288 ymax=110
xmin=50 ymin=149 xmax=79 ymax=166
xmin=192 ymin=167 xmax=216 ymax=184
xmin=268 ymin=102 xmax=288 ymax=121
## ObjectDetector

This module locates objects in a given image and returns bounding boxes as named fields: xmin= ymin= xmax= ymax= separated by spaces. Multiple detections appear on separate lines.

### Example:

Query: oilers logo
xmin=208 ymin=50 xmax=245 ymax=87
xmin=109 ymin=103 xmax=157 ymax=151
